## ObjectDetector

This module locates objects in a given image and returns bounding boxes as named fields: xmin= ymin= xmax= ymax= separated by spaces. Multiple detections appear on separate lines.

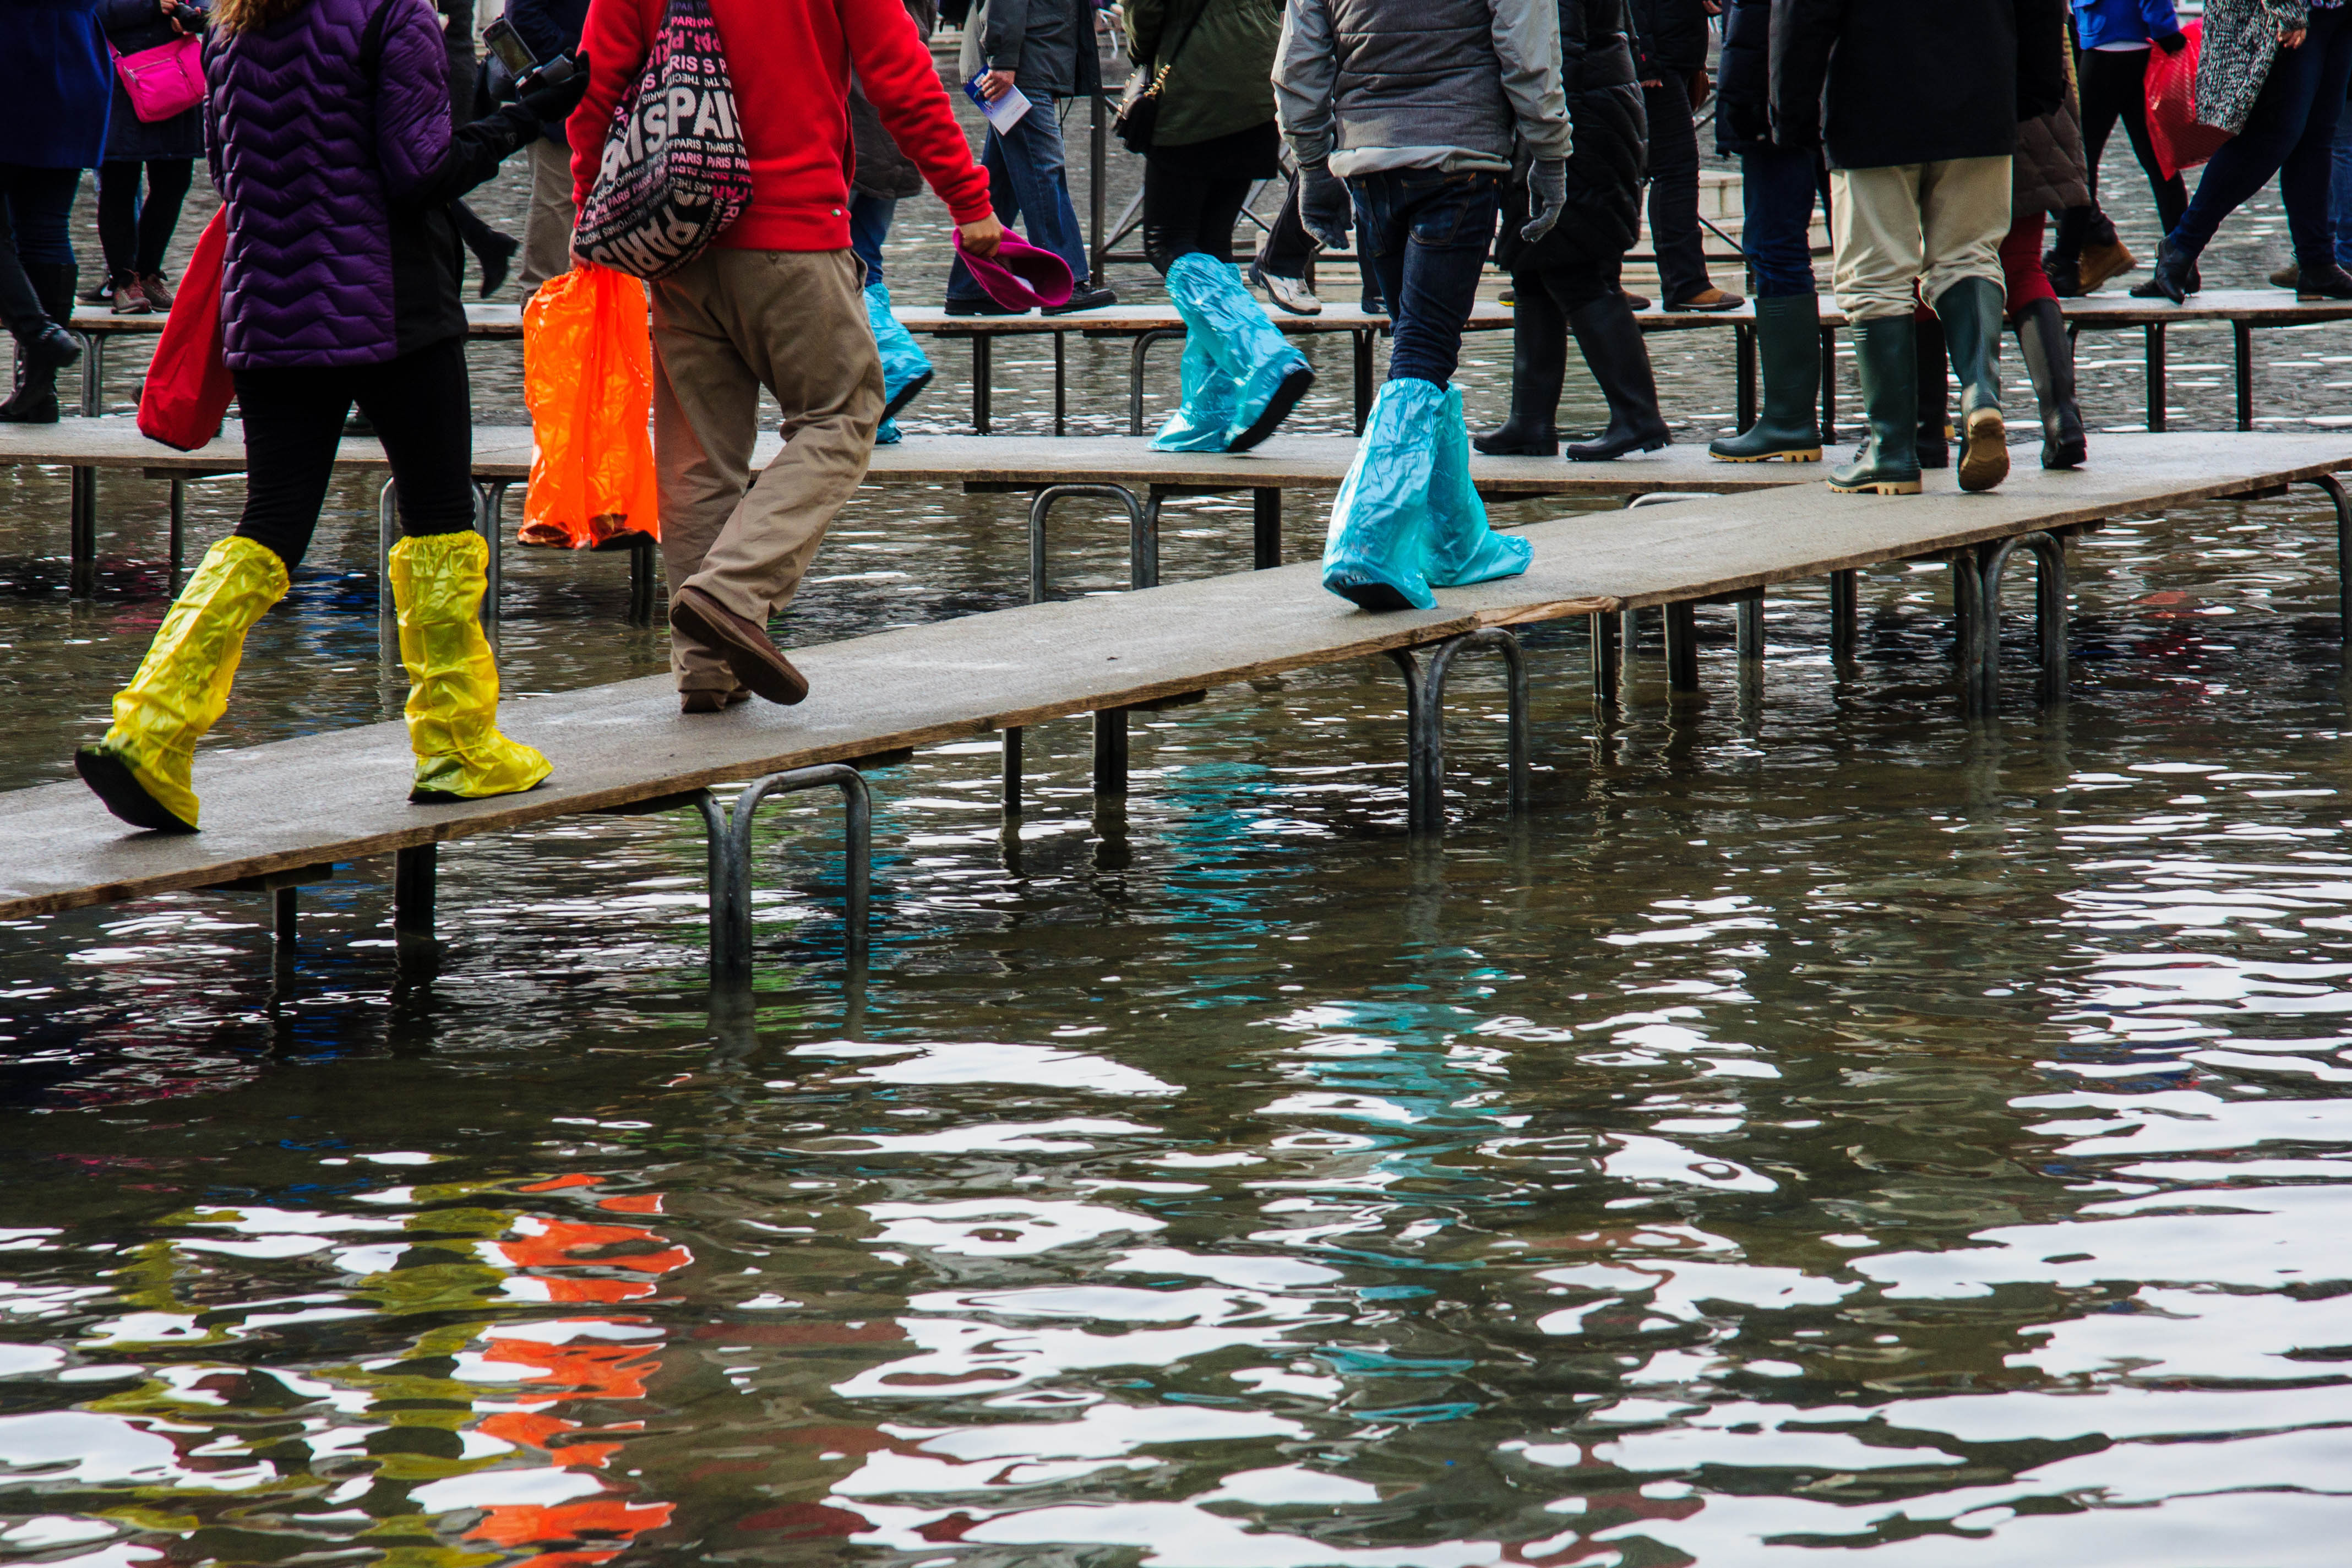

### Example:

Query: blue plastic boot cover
xmin=865 ymin=282 xmax=933 ymax=411
xmin=875 ymin=416 xmax=902 ymax=445
xmin=1321 ymin=377 xmax=1447 ymax=610
xmin=1150 ymin=297 xmax=1240 ymax=452
xmin=1424 ymin=383 xmax=1532 ymax=587
xmin=1166 ymin=253 xmax=1310 ymax=450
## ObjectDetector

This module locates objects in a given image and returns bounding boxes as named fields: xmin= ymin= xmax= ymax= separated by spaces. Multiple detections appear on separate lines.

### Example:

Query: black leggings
xmin=231 ymin=336 xmax=476 ymax=569
xmin=1513 ymin=254 xmax=1624 ymax=318
xmin=95 ymin=159 xmax=194 ymax=280
xmin=1141 ymin=160 xmax=1253 ymax=274
xmin=2058 ymin=46 xmax=2188 ymax=254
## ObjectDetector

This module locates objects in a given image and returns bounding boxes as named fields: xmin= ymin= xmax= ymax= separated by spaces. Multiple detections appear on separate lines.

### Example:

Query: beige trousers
xmin=651 ymin=248 xmax=883 ymax=693
xmin=519 ymin=138 xmax=576 ymax=300
xmin=1829 ymin=156 xmax=2011 ymax=321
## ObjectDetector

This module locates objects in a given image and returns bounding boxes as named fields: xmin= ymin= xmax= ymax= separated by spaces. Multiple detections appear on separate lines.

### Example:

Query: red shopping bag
xmin=521 ymin=264 xmax=660 ymax=547
xmin=2146 ymin=21 xmax=2233 ymax=182
xmin=137 ymin=208 xmax=233 ymax=452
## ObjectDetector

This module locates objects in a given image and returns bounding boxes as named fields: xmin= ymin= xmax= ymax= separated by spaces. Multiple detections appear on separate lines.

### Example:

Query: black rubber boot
xmin=1709 ymin=293 xmax=1821 ymax=461
xmin=1474 ymin=277 xmax=1565 ymax=456
xmin=2016 ymin=296 xmax=2086 ymax=470
xmin=1564 ymin=293 xmax=1670 ymax=461
xmin=1935 ymin=276 xmax=2009 ymax=493
xmin=1 ymin=261 xmax=79 ymax=424
xmin=1827 ymin=317 xmax=1922 ymax=495
xmin=2131 ymin=237 xmax=2198 ymax=303
xmin=1914 ymin=312 xmax=1949 ymax=470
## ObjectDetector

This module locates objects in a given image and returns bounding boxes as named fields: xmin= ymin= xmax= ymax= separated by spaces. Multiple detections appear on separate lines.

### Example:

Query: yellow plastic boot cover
xmin=89 ymin=535 xmax=290 ymax=830
xmin=390 ymin=531 xmax=552 ymax=802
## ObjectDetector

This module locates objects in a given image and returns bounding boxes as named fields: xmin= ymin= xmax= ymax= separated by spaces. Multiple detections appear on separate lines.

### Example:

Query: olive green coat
xmin=1124 ymin=0 xmax=1281 ymax=148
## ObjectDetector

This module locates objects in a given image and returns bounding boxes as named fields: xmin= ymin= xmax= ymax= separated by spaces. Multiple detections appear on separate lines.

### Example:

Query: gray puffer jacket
xmin=1273 ymin=0 xmax=1572 ymax=176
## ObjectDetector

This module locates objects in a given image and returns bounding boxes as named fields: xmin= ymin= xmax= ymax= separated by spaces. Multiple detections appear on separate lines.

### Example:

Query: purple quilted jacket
xmin=205 ymin=0 xmax=540 ymax=368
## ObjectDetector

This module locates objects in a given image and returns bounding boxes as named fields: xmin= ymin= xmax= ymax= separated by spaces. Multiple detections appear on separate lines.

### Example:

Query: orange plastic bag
xmin=521 ymin=263 xmax=660 ymax=548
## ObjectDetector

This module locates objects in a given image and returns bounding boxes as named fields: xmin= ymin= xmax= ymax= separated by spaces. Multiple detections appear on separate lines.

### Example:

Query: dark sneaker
xmin=668 ymin=586 xmax=810 ymax=705
xmin=1043 ymin=284 xmax=1118 ymax=315
xmin=2298 ymin=264 xmax=2352 ymax=300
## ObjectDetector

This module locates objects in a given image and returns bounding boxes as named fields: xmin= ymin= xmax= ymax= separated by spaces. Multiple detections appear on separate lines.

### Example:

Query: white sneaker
xmin=1251 ymin=266 xmax=1322 ymax=317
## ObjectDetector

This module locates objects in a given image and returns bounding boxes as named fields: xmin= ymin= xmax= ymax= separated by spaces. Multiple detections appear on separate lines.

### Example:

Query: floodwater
xmin=13 ymin=85 xmax=2352 ymax=1568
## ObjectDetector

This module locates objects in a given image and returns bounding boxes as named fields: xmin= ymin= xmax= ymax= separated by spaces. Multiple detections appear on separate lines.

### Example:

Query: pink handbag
xmin=112 ymin=35 xmax=205 ymax=123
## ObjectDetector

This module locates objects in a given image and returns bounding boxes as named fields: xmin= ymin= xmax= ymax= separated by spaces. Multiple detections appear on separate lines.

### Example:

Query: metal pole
xmin=2235 ymin=320 xmax=2254 ymax=432
xmin=1002 ymin=726 xmax=1023 ymax=815
xmin=2309 ymin=474 xmax=2351 ymax=643
xmin=168 ymin=476 xmax=185 ymax=576
xmin=1253 ymin=488 xmax=1281 ymax=569
xmin=393 ymin=843 xmax=437 ymax=937
xmin=1736 ymin=597 xmax=1763 ymax=662
xmin=1588 ymin=610 xmax=1620 ymax=707
xmin=2145 ymin=322 xmax=2166 ymax=433
xmin=274 ymin=886 xmax=298 ymax=946
xmin=1093 ymin=709 xmax=1128 ymax=796
xmin=1385 ymin=647 xmax=1430 ymax=834
xmin=1028 ymin=483 xmax=1148 ymax=603
xmin=1664 ymin=601 xmax=1699 ymax=692
xmin=1830 ymin=569 xmax=1859 ymax=662
xmin=1423 ymin=628 xmax=1531 ymax=834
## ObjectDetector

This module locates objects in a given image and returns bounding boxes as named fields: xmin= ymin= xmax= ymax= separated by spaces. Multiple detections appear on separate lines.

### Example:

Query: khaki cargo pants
xmin=650 ymin=248 xmax=883 ymax=696
xmin=1829 ymin=155 xmax=2011 ymax=321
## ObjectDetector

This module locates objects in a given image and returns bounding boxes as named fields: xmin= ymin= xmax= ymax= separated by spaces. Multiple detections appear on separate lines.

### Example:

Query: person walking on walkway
xmin=853 ymin=0 xmax=948 ymax=443
xmin=2136 ymin=0 xmax=2352 ymax=301
xmin=87 ymin=0 xmax=204 ymax=317
xmin=1707 ymin=0 xmax=1825 ymax=461
xmin=506 ymin=0 xmax=589 ymax=301
xmin=571 ymin=0 xmax=1003 ymax=711
xmin=1478 ymin=0 xmax=1663 ymax=460
xmin=944 ymin=0 xmax=1117 ymax=315
xmin=74 ymin=0 xmax=589 ymax=834
xmin=2044 ymin=0 xmax=2185 ymax=294
xmin=1278 ymin=0 xmax=1566 ymax=609
xmin=1771 ymin=0 xmax=2067 ymax=496
xmin=1630 ymin=0 xmax=1741 ymax=311
xmin=437 ymin=0 xmax=522 ymax=296
xmin=1133 ymin=0 xmax=1315 ymax=451
xmin=2002 ymin=60 xmax=2092 ymax=469
xmin=1251 ymin=172 xmax=1324 ymax=314
xmin=0 ymin=0 xmax=107 ymax=424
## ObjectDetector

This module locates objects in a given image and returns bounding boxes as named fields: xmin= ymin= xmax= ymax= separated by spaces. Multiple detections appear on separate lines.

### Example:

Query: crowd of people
xmin=7 ymin=0 xmax=2342 ymax=834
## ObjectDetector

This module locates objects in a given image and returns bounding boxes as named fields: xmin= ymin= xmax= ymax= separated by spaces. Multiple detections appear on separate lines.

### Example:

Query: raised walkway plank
xmin=1 ymin=431 xmax=2343 ymax=921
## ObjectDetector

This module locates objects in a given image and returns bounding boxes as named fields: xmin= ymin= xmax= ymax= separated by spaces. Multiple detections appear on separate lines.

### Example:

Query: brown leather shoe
xmin=110 ymin=278 xmax=151 ymax=315
xmin=139 ymin=271 xmax=175 ymax=310
xmin=668 ymin=586 xmax=809 ymax=705
xmin=680 ymin=686 xmax=750 ymax=714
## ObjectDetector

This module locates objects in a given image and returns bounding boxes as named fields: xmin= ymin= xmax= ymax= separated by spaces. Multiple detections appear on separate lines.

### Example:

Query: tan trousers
xmin=519 ymin=138 xmax=576 ymax=300
xmin=1830 ymin=156 xmax=2011 ymax=321
xmin=651 ymin=248 xmax=883 ymax=693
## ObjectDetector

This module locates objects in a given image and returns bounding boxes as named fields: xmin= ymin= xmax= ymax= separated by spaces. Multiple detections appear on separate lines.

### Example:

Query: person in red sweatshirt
xmin=568 ymin=0 xmax=1003 ymax=712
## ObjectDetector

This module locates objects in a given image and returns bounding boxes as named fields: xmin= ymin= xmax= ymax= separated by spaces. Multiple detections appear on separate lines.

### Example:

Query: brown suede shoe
xmin=2079 ymin=239 xmax=2138 ymax=293
xmin=139 ymin=271 xmax=175 ymax=310
xmin=1665 ymin=285 xmax=1744 ymax=312
xmin=110 ymin=278 xmax=151 ymax=315
xmin=668 ymin=586 xmax=809 ymax=705
xmin=680 ymin=687 xmax=750 ymax=714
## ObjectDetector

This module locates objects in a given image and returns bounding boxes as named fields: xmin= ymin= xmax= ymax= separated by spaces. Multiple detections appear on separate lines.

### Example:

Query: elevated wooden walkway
xmin=4 ymin=432 xmax=2345 ymax=979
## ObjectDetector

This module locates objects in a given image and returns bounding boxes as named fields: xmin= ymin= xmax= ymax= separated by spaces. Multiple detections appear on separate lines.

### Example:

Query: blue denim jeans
xmin=2333 ymin=99 xmax=2352 ymax=270
xmin=1348 ymin=168 xmax=1500 ymax=385
xmin=2174 ymin=4 xmax=2352 ymax=266
xmin=1740 ymin=145 xmax=1827 ymax=298
xmin=850 ymin=192 xmax=895 ymax=288
xmin=946 ymin=92 xmax=1091 ymax=301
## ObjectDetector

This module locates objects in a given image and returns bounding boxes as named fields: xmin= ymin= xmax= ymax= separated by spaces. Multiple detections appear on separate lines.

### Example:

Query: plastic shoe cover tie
xmin=89 ymin=534 xmax=288 ymax=829
xmin=1150 ymin=329 xmax=1240 ymax=451
xmin=865 ymin=282 xmax=933 ymax=408
xmin=1166 ymin=254 xmax=1309 ymax=448
xmin=1424 ymin=383 xmax=1532 ymax=587
xmin=391 ymin=531 xmax=553 ymax=801
xmin=1321 ymin=377 xmax=1447 ymax=610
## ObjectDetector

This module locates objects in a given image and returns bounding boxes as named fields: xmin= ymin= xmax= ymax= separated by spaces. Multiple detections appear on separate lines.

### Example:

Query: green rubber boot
xmin=1826 ymin=317 xmax=1923 ymax=496
xmin=1935 ymin=276 xmax=2010 ymax=493
xmin=1709 ymin=294 xmax=1821 ymax=461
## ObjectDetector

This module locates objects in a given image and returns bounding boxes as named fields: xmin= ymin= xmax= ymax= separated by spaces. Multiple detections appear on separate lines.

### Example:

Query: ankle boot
xmin=1827 ymin=317 xmax=1922 ymax=495
xmin=391 ymin=531 xmax=553 ymax=802
xmin=1709 ymin=293 xmax=1821 ymax=461
xmin=1935 ymin=276 xmax=2009 ymax=493
xmin=1475 ymin=278 xmax=1565 ymax=456
xmin=1914 ymin=312 xmax=1949 ymax=469
xmin=1322 ymin=377 xmax=1448 ymax=611
xmin=74 ymin=536 xmax=289 ymax=831
xmin=1 ymin=262 xmax=80 ymax=423
xmin=864 ymin=281 xmax=934 ymax=422
xmin=1564 ymin=292 xmax=1671 ymax=461
xmin=2016 ymin=296 xmax=2087 ymax=469
xmin=1164 ymin=255 xmax=1313 ymax=453
xmin=2131 ymin=237 xmax=2198 ymax=303
xmin=1427 ymin=382 xmax=1532 ymax=589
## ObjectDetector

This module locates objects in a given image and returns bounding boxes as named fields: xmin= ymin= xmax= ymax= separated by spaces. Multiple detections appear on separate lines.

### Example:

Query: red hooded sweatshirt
xmin=567 ymin=0 xmax=992 ymax=253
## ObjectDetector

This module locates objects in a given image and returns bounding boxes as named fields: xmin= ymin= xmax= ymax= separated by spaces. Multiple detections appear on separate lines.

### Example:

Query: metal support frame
xmin=701 ymin=766 xmax=872 ymax=983
xmin=1054 ymin=333 xmax=1068 ymax=435
xmin=1663 ymin=601 xmax=1700 ymax=692
xmin=1253 ymin=488 xmax=1282 ymax=568
xmin=1588 ymin=610 xmax=1621 ymax=705
xmin=1387 ymin=628 xmax=1530 ymax=836
xmin=67 ymin=329 xmax=100 ymax=596
xmin=394 ymin=843 xmax=437 ymax=937
xmin=2145 ymin=322 xmax=2167 ymax=432
xmin=1128 ymin=328 xmax=1186 ymax=435
xmin=274 ymin=886 xmax=299 ymax=945
xmin=1953 ymin=531 xmax=2068 ymax=716
xmin=1736 ymin=595 xmax=1765 ymax=661
xmin=1029 ymin=483 xmax=1153 ymax=602
xmin=971 ymin=336 xmax=994 ymax=433
xmin=168 ymin=476 xmax=186 ymax=575
xmin=2306 ymin=473 xmax=2352 ymax=639
xmin=1093 ymin=709 xmax=1128 ymax=796
xmin=2235 ymin=320 xmax=2255 ymax=432
xmin=1830 ymin=568 xmax=1859 ymax=661
xmin=1002 ymin=727 xmax=1023 ymax=814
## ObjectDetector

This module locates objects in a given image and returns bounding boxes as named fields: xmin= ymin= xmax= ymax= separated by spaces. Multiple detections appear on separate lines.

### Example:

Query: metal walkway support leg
xmin=1417 ymin=628 xmax=1531 ymax=836
xmin=1736 ymin=596 xmax=1764 ymax=662
xmin=1028 ymin=483 xmax=1150 ymax=603
xmin=168 ymin=476 xmax=186 ymax=577
xmin=2145 ymin=322 xmax=2166 ymax=433
xmin=1129 ymin=328 xmax=1185 ymax=436
xmin=394 ymin=843 xmax=437 ymax=937
xmin=629 ymin=534 xmax=657 ymax=624
xmin=1588 ymin=610 xmax=1620 ymax=707
xmin=2235 ymin=320 xmax=2255 ymax=432
xmin=1964 ymin=531 xmax=2070 ymax=715
xmin=1830 ymin=569 xmax=1859 ymax=662
xmin=1093 ymin=709 xmax=1129 ymax=796
xmin=2306 ymin=474 xmax=2352 ymax=643
xmin=705 ymin=766 xmax=873 ymax=984
xmin=70 ymin=469 xmax=96 ymax=597
xmin=274 ymin=886 xmax=298 ymax=946
xmin=1385 ymin=645 xmax=1431 ymax=831
xmin=1952 ymin=545 xmax=1990 ymax=717
xmin=1253 ymin=488 xmax=1281 ymax=569
xmin=972 ymin=336 xmax=993 ymax=434
xmin=1664 ymin=601 xmax=1700 ymax=692
xmin=1001 ymin=726 xmax=1023 ymax=815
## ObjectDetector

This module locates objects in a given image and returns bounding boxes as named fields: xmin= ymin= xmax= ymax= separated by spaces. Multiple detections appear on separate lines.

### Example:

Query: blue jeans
xmin=850 ymin=192 xmax=895 ymax=288
xmin=1348 ymin=168 xmax=1500 ymax=385
xmin=2174 ymin=5 xmax=2352 ymax=266
xmin=1740 ymin=145 xmax=1827 ymax=298
xmin=946 ymin=92 xmax=1090 ymax=301
xmin=2333 ymin=99 xmax=2352 ymax=270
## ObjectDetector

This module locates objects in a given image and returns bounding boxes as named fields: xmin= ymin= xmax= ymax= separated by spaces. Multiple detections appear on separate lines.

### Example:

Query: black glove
xmin=2155 ymin=29 xmax=2186 ymax=53
xmin=519 ymin=53 xmax=591 ymax=127
xmin=1300 ymin=165 xmax=1352 ymax=253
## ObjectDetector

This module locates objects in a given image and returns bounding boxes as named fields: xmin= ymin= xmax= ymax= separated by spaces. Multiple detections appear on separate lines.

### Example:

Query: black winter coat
xmin=97 ymin=0 xmax=203 ymax=161
xmin=1768 ymin=0 xmax=2066 ymax=170
xmin=853 ymin=0 xmax=938 ymax=199
xmin=1495 ymin=0 xmax=1646 ymax=276
xmin=1627 ymin=0 xmax=1709 ymax=77
xmin=1714 ymin=0 xmax=1768 ymax=155
xmin=983 ymin=0 xmax=1103 ymax=99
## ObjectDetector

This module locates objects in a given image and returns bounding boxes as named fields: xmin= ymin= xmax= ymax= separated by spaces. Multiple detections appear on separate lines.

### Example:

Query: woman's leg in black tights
xmin=231 ymin=366 xmax=357 ymax=569
xmin=1141 ymin=160 xmax=1208 ymax=275
xmin=134 ymin=160 xmax=194 ymax=277
xmin=354 ymin=338 xmax=478 ymax=542
xmin=95 ymin=163 xmax=139 ymax=285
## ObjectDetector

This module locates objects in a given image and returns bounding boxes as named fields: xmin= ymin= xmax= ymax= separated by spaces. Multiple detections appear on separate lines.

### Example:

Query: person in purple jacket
xmin=73 ymin=0 xmax=590 ymax=835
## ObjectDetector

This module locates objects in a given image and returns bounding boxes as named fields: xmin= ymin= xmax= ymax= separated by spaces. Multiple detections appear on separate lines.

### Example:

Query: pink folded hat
xmin=955 ymin=230 xmax=1075 ymax=312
